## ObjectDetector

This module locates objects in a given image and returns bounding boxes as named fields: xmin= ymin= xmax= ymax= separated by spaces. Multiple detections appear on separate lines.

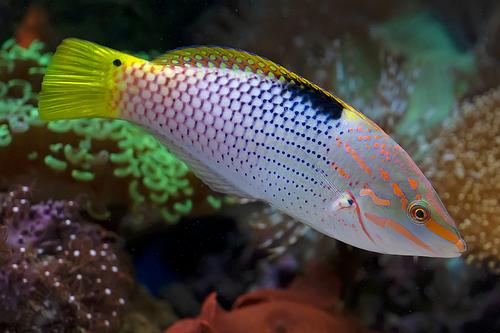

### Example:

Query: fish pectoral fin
xmin=329 ymin=190 xmax=377 ymax=245
xmin=328 ymin=191 xmax=355 ymax=215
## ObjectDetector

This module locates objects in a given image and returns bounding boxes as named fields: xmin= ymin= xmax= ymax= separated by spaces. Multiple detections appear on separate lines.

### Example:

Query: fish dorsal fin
xmin=151 ymin=46 xmax=349 ymax=110
xmin=151 ymin=46 xmax=286 ymax=76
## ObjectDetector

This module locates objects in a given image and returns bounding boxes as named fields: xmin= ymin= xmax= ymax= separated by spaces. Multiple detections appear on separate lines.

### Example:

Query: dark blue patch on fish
xmin=284 ymin=82 xmax=343 ymax=120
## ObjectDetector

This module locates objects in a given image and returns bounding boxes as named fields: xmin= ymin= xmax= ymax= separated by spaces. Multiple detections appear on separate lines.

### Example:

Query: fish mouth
xmin=432 ymin=237 xmax=467 ymax=258
xmin=455 ymin=238 xmax=467 ymax=253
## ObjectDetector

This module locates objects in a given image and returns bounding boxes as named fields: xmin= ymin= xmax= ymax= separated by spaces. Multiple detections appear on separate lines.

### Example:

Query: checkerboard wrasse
xmin=39 ymin=38 xmax=466 ymax=257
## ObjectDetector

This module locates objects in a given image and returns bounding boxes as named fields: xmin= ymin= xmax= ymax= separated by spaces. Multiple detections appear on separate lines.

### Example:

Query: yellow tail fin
xmin=38 ymin=38 xmax=143 ymax=121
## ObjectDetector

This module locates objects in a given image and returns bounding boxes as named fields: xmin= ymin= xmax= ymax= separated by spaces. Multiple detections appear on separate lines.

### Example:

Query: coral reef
xmin=165 ymin=263 xmax=374 ymax=333
xmin=421 ymin=87 xmax=500 ymax=270
xmin=350 ymin=254 xmax=500 ymax=332
xmin=321 ymin=37 xmax=413 ymax=140
xmin=119 ymin=286 xmax=177 ymax=333
xmin=371 ymin=12 xmax=476 ymax=140
xmin=15 ymin=3 xmax=53 ymax=48
xmin=0 ymin=38 xmax=224 ymax=227
xmin=1 ymin=1 xmax=500 ymax=332
xmin=129 ymin=214 xmax=259 ymax=316
xmin=0 ymin=185 xmax=133 ymax=332
xmin=0 ymin=38 xmax=49 ymax=81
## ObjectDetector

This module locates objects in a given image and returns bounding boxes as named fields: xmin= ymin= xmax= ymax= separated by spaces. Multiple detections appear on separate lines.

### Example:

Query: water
xmin=0 ymin=1 xmax=499 ymax=332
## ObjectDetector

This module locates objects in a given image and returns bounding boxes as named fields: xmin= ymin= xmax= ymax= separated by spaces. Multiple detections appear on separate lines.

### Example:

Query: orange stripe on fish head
xmin=364 ymin=212 xmax=436 ymax=255
xmin=425 ymin=217 xmax=466 ymax=253
xmin=359 ymin=187 xmax=391 ymax=207
xmin=392 ymin=183 xmax=408 ymax=210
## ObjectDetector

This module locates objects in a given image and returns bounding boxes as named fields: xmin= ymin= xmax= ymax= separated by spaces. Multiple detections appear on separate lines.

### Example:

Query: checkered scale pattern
xmin=116 ymin=48 xmax=347 ymax=224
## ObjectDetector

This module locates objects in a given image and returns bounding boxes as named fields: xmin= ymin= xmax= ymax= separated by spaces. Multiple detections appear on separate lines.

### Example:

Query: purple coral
xmin=0 ymin=186 xmax=133 ymax=332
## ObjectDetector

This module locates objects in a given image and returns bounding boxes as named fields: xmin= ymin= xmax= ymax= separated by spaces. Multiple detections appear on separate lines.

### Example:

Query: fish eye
xmin=112 ymin=59 xmax=122 ymax=67
xmin=408 ymin=201 xmax=430 ymax=223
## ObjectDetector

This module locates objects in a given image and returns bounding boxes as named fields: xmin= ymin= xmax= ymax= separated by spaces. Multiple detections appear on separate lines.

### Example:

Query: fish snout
xmin=455 ymin=238 xmax=467 ymax=253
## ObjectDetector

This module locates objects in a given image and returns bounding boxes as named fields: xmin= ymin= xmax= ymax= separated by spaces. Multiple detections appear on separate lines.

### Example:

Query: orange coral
xmin=15 ymin=4 xmax=53 ymax=48
xmin=164 ymin=263 xmax=374 ymax=333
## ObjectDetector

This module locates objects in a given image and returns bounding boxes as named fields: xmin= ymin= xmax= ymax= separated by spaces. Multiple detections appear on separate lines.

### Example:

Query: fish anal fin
xmin=247 ymin=207 xmax=310 ymax=259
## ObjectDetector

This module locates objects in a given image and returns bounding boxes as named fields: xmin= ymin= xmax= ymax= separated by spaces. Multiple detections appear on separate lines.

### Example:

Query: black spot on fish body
xmin=283 ymin=82 xmax=343 ymax=121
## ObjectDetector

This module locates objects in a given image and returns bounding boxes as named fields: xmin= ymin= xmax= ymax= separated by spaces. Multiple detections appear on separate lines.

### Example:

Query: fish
xmin=38 ymin=38 xmax=466 ymax=258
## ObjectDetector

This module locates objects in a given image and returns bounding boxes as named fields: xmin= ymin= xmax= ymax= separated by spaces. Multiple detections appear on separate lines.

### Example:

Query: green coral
xmin=372 ymin=12 xmax=476 ymax=138
xmin=0 ymin=38 xmax=215 ymax=224
xmin=0 ymin=124 xmax=12 ymax=146
xmin=0 ymin=38 xmax=51 ymax=73
xmin=328 ymin=13 xmax=476 ymax=145
xmin=45 ymin=118 xmax=194 ymax=221
xmin=0 ymin=79 xmax=43 ymax=133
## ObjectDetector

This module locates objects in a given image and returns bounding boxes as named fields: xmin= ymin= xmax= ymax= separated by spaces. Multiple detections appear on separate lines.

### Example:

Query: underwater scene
xmin=0 ymin=0 xmax=499 ymax=332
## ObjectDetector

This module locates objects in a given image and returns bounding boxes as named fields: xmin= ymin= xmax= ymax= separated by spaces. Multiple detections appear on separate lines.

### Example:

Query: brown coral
xmin=119 ymin=286 xmax=177 ymax=333
xmin=0 ymin=185 xmax=134 ymax=332
xmin=422 ymin=87 xmax=500 ymax=270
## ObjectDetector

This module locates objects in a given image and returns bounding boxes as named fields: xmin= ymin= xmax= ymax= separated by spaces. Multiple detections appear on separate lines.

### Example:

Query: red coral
xmin=165 ymin=263 xmax=374 ymax=333
xmin=15 ymin=3 xmax=53 ymax=48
